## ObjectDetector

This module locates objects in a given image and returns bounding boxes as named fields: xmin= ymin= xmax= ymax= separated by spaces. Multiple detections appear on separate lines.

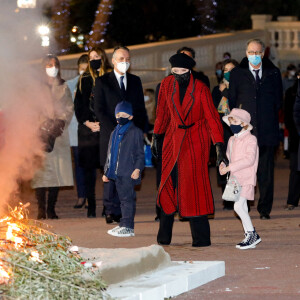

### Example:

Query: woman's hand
xmin=131 ymin=169 xmax=140 ymax=180
xmin=85 ymin=121 xmax=100 ymax=132
xmin=219 ymin=82 xmax=228 ymax=92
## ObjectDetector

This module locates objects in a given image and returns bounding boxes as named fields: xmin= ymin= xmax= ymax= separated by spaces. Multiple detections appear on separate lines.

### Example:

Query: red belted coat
xmin=154 ymin=74 xmax=224 ymax=217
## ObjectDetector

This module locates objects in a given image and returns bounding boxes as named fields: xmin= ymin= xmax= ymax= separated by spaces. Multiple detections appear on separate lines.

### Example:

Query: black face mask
xmin=90 ymin=59 xmax=102 ymax=70
xmin=230 ymin=124 xmax=243 ymax=134
xmin=173 ymin=71 xmax=190 ymax=85
xmin=116 ymin=117 xmax=130 ymax=125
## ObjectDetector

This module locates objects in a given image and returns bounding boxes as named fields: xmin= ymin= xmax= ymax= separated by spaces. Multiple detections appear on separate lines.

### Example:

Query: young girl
xmin=219 ymin=108 xmax=261 ymax=249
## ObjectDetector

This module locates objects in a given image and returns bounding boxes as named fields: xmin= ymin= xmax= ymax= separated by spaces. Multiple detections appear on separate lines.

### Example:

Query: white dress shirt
xmin=114 ymin=69 xmax=127 ymax=90
xmin=249 ymin=62 xmax=262 ymax=79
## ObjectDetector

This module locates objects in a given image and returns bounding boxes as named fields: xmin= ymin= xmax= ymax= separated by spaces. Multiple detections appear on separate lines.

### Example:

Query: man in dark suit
xmin=229 ymin=38 xmax=283 ymax=220
xmin=94 ymin=46 xmax=147 ymax=223
xmin=176 ymin=46 xmax=210 ymax=89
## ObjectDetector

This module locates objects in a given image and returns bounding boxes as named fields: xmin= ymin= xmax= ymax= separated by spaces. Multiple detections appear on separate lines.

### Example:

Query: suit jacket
xmin=229 ymin=57 xmax=282 ymax=146
xmin=94 ymin=71 xmax=147 ymax=166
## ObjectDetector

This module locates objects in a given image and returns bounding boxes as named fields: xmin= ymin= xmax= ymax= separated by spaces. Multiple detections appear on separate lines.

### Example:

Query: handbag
xmin=222 ymin=139 xmax=242 ymax=202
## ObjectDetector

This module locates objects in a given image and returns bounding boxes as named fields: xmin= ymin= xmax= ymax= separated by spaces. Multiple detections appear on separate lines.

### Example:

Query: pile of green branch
xmin=0 ymin=206 xmax=108 ymax=299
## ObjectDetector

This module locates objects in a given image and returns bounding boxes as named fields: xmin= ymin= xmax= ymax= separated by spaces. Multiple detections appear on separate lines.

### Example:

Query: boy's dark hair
xmin=77 ymin=54 xmax=89 ymax=66
xmin=177 ymin=46 xmax=195 ymax=59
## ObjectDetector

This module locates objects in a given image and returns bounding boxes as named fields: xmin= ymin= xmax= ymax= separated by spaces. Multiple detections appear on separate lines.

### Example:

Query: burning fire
xmin=0 ymin=202 xmax=42 ymax=284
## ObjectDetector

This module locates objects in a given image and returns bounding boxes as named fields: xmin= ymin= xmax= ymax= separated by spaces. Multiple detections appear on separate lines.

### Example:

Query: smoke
xmin=0 ymin=1 xmax=56 ymax=210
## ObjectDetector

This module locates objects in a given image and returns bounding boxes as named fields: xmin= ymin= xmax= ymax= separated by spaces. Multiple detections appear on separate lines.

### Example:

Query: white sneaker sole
xmin=239 ymin=238 xmax=261 ymax=250
xmin=107 ymin=226 xmax=120 ymax=234
xmin=110 ymin=232 xmax=135 ymax=237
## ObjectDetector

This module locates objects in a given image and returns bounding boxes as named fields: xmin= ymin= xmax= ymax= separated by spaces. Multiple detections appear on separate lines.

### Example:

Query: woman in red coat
xmin=152 ymin=53 xmax=228 ymax=247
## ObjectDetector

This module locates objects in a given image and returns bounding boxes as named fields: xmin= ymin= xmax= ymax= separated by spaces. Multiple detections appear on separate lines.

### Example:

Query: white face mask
xmin=79 ymin=70 xmax=85 ymax=75
xmin=116 ymin=62 xmax=130 ymax=74
xmin=144 ymin=95 xmax=150 ymax=102
xmin=46 ymin=66 xmax=59 ymax=78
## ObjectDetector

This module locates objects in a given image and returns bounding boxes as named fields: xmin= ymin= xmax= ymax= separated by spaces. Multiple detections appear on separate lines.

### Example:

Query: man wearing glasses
xmin=229 ymin=38 xmax=283 ymax=220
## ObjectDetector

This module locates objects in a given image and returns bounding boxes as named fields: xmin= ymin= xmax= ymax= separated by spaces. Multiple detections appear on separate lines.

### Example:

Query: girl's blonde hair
xmin=228 ymin=117 xmax=249 ymax=130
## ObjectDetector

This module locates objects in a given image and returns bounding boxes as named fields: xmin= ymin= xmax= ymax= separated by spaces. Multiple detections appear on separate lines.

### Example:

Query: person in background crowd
xmin=215 ymin=61 xmax=223 ymax=84
xmin=67 ymin=54 xmax=89 ymax=209
xmin=229 ymin=38 xmax=283 ymax=220
xmin=144 ymin=88 xmax=156 ymax=131
xmin=32 ymin=55 xmax=74 ymax=219
xmin=282 ymin=64 xmax=297 ymax=93
xmin=94 ymin=46 xmax=147 ymax=224
xmin=74 ymin=47 xmax=111 ymax=218
xmin=177 ymin=46 xmax=210 ymax=88
xmin=284 ymin=76 xmax=300 ymax=210
xmin=223 ymin=52 xmax=231 ymax=60
xmin=212 ymin=58 xmax=239 ymax=210
xmin=152 ymin=53 xmax=227 ymax=247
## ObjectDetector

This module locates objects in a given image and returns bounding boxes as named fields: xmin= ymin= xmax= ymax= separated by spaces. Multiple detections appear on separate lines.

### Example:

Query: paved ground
xmin=21 ymin=156 xmax=299 ymax=299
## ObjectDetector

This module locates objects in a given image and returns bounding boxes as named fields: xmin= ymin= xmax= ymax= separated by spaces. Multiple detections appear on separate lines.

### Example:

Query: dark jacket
xmin=74 ymin=74 xmax=100 ymax=169
xmin=229 ymin=57 xmax=282 ymax=146
xmin=284 ymin=81 xmax=299 ymax=153
xmin=94 ymin=71 xmax=147 ymax=166
xmin=104 ymin=123 xmax=144 ymax=185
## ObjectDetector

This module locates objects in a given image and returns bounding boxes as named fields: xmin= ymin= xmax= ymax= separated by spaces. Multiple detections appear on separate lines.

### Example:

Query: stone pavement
xmin=24 ymin=157 xmax=300 ymax=299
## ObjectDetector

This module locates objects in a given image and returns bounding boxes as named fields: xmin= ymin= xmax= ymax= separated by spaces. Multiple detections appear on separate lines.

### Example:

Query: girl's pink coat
xmin=226 ymin=130 xmax=259 ymax=194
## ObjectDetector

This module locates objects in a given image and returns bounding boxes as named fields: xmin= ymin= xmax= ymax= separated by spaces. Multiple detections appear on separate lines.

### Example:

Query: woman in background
xmin=74 ymin=47 xmax=111 ymax=218
xmin=32 ymin=54 xmax=73 ymax=219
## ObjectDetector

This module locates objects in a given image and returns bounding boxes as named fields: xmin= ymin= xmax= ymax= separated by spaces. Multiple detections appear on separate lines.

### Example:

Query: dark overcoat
xmin=74 ymin=74 xmax=100 ymax=169
xmin=154 ymin=74 xmax=224 ymax=217
xmin=292 ymin=80 xmax=300 ymax=169
xmin=94 ymin=71 xmax=147 ymax=167
xmin=229 ymin=57 xmax=282 ymax=146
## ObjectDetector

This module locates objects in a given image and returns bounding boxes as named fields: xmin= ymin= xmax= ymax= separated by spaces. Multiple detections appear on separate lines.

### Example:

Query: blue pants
xmin=103 ymin=177 xmax=136 ymax=229
xmin=72 ymin=147 xmax=86 ymax=198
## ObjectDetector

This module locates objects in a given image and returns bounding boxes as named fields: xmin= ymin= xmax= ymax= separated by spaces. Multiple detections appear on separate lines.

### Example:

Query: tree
xmin=87 ymin=0 xmax=115 ymax=48
xmin=51 ymin=0 xmax=71 ymax=54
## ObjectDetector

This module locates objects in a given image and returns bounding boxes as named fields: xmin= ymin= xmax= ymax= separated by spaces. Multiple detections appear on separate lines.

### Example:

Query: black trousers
xmin=287 ymin=152 xmax=300 ymax=206
xmin=84 ymin=168 xmax=97 ymax=217
xmin=157 ymin=209 xmax=211 ymax=247
xmin=35 ymin=187 xmax=59 ymax=218
xmin=103 ymin=180 xmax=122 ymax=216
xmin=257 ymin=146 xmax=275 ymax=215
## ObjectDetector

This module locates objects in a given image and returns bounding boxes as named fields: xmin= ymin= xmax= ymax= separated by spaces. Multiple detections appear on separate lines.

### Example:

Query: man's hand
xmin=131 ymin=169 xmax=140 ymax=180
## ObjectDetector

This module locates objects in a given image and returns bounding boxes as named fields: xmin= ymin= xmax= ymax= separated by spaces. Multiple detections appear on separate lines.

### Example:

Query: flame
xmin=30 ymin=251 xmax=43 ymax=263
xmin=6 ymin=222 xmax=23 ymax=248
xmin=0 ymin=262 xmax=10 ymax=284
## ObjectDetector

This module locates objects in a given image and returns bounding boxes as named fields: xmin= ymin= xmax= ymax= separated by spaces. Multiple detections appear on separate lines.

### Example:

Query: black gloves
xmin=215 ymin=142 xmax=229 ymax=166
xmin=39 ymin=119 xmax=66 ymax=153
xmin=151 ymin=133 xmax=164 ymax=160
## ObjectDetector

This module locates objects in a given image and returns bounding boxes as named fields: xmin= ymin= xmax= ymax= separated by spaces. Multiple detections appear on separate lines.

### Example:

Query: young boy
xmin=103 ymin=101 xmax=144 ymax=237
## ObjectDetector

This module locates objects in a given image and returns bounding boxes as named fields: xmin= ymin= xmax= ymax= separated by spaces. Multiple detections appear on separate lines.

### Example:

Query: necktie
xmin=120 ymin=76 xmax=126 ymax=97
xmin=254 ymin=69 xmax=261 ymax=86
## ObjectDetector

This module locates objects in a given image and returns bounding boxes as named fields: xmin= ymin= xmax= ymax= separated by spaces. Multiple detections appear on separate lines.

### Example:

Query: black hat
xmin=169 ymin=53 xmax=196 ymax=69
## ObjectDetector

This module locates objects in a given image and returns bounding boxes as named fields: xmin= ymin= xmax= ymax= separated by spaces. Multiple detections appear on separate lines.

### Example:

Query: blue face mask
xmin=116 ymin=117 xmax=130 ymax=126
xmin=216 ymin=69 xmax=222 ymax=77
xmin=230 ymin=124 xmax=243 ymax=134
xmin=248 ymin=55 xmax=262 ymax=66
xmin=223 ymin=72 xmax=230 ymax=82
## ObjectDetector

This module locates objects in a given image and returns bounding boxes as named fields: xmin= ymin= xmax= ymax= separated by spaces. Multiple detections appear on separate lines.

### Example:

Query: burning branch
xmin=0 ymin=203 xmax=107 ymax=299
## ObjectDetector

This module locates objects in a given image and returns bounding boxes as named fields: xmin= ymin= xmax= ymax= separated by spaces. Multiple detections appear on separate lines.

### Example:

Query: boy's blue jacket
xmin=104 ymin=123 xmax=144 ymax=185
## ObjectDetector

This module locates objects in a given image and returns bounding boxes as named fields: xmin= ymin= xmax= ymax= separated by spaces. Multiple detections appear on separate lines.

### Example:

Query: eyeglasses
xmin=247 ymin=51 xmax=263 ymax=55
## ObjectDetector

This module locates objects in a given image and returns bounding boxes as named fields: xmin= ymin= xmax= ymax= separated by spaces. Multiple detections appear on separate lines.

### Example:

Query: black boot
xmin=87 ymin=197 xmax=96 ymax=218
xmin=36 ymin=188 xmax=46 ymax=219
xmin=189 ymin=216 xmax=211 ymax=247
xmin=157 ymin=210 xmax=174 ymax=245
xmin=47 ymin=187 xmax=59 ymax=219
